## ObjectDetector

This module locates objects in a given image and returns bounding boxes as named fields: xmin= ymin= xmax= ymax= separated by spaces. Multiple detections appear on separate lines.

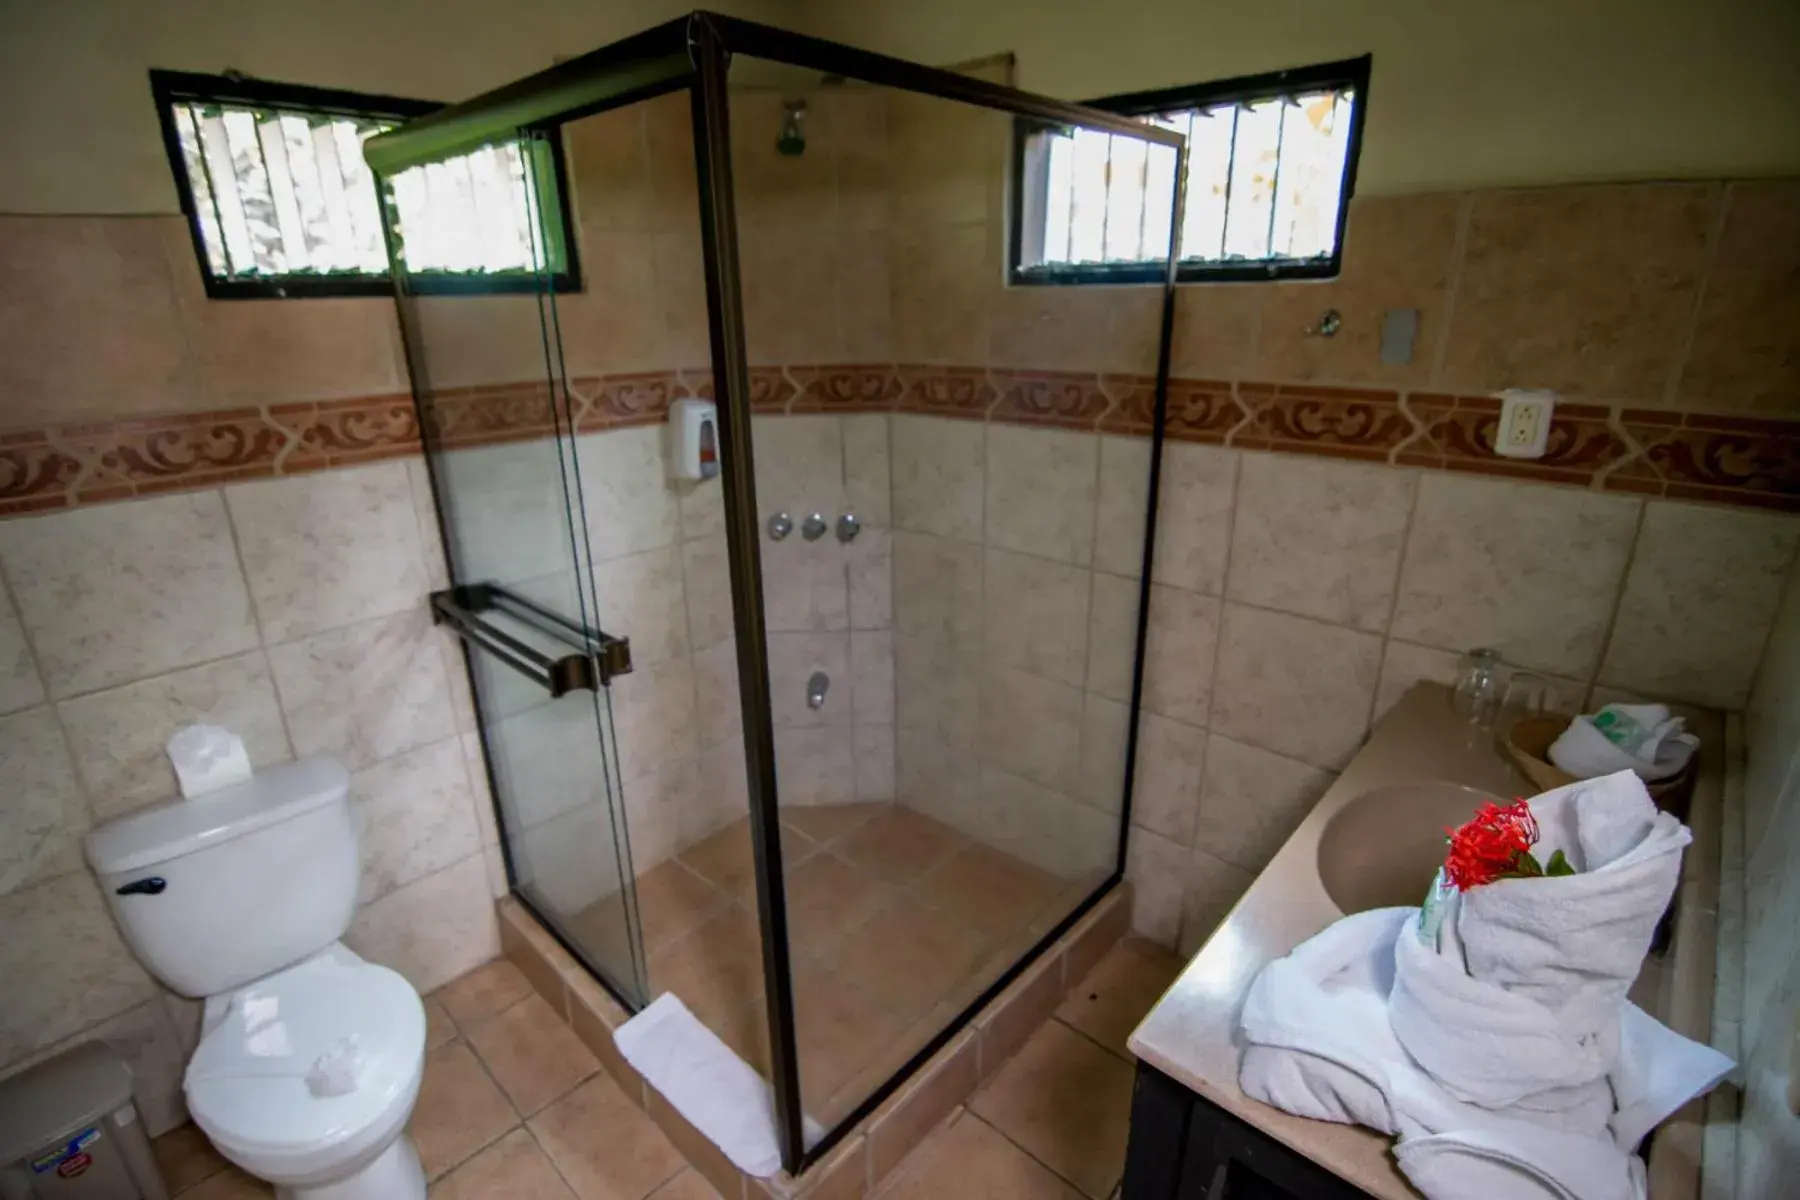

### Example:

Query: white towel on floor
xmin=1238 ymin=908 xmax=1729 ymax=1200
xmin=613 ymin=993 xmax=820 ymax=1178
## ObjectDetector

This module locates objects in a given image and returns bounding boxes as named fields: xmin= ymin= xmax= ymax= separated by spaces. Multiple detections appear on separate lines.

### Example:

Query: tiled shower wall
xmin=0 ymin=459 xmax=503 ymax=1135
xmin=1730 ymin=551 xmax=1800 ymax=1192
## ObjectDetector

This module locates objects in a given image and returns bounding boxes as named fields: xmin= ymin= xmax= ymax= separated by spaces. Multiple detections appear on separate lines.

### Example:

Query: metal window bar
xmin=1264 ymin=96 xmax=1289 ymax=259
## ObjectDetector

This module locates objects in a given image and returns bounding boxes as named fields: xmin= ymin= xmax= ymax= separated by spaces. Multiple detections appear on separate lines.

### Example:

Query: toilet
xmin=85 ymin=757 xmax=428 ymax=1200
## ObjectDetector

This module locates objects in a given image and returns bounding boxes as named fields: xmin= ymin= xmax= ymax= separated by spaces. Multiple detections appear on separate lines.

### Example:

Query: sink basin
xmin=1316 ymin=783 xmax=1503 ymax=914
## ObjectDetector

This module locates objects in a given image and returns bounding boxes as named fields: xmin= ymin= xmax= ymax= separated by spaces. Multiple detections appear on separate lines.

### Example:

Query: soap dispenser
xmin=668 ymin=397 xmax=720 ymax=481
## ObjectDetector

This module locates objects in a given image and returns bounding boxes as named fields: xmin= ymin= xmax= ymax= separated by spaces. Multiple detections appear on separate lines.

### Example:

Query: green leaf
xmin=1544 ymin=849 xmax=1576 ymax=877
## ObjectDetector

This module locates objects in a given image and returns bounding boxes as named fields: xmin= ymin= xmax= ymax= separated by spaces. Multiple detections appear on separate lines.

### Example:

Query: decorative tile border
xmin=4 ymin=363 xmax=1796 ymax=517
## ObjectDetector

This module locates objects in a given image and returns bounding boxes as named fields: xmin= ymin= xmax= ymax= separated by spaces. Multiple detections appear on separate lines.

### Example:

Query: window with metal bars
xmin=150 ymin=70 xmax=580 ymax=299
xmin=1011 ymin=55 xmax=1370 ymax=285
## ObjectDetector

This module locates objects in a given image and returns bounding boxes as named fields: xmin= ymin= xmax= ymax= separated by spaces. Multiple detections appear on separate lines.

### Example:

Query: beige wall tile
xmin=181 ymin=293 xmax=403 ymax=406
xmin=564 ymin=102 xmax=654 ymax=235
xmin=351 ymin=738 xmax=481 ymax=904
xmin=1745 ymin=569 xmax=1800 ymax=850
xmin=434 ymin=438 xmax=579 ymax=588
xmin=1372 ymin=640 xmax=1464 ymax=726
xmin=0 ymin=872 xmax=156 ymax=1063
xmin=1125 ymin=825 xmax=1187 ymax=948
xmin=893 ymin=531 xmax=983 ymax=651
xmin=979 ymin=764 xmax=1113 ymax=879
xmin=1600 ymin=502 xmax=1800 ymax=708
xmin=596 ymin=546 xmax=689 ymax=666
xmin=346 ymin=853 xmax=499 ymax=994
xmin=741 ymin=228 xmax=842 ymax=364
xmin=889 ymin=221 xmax=993 ymax=364
xmin=682 ymin=535 xmax=734 ymax=652
xmin=0 ymin=216 xmax=195 ymax=424
xmin=983 ymin=549 xmax=1090 ymax=687
xmin=692 ymin=637 xmax=742 ymax=750
xmin=1132 ymin=713 xmax=1207 ymax=847
xmin=1141 ymin=585 xmax=1222 ymax=727
xmin=557 ymin=232 xmax=667 ymax=375
xmin=761 ymin=536 xmax=850 ymax=634
xmin=1391 ymin=474 xmax=1641 ymax=676
xmin=1679 ymin=180 xmax=1800 ymax=414
xmin=1085 ymin=572 xmax=1140 ymax=703
xmin=896 ymin=634 xmax=981 ymax=752
xmin=774 ymin=725 xmax=857 ymax=807
xmin=0 ymin=491 xmax=258 ymax=698
xmin=226 ymin=461 xmax=428 ymax=644
xmin=0 ymin=707 xmax=88 ymax=895
xmin=753 ymin=414 xmax=844 ymax=521
xmin=1096 ymin=439 xmax=1237 ymax=595
xmin=1257 ymin=193 xmax=1462 ymax=386
xmin=268 ymin=608 xmax=454 ymax=771
xmin=59 ymin=651 xmax=290 ymax=819
xmin=979 ymin=665 xmax=1082 ymax=796
xmin=484 ymin=693 xmax=613 ymax=831
xmin=1211 ymin=604 xmax=1382 ymax=770
xmin=1078 ymin=692 xmax=1130 ymax=815
xmin=1180 ymin=847 xmax=1257 ymax=957
xmin=610 ymin=656 xmax=698 ymax=782
xmin=892 ymin=416 xmax=984 ymax=542
xmin=851 ymin=630 xmax=895 ymax=726
xmin=1227 ymin=453 xmax=1415 ymax=632
xmin=990 ymin=285 xmax=1117 ymax=372
xmin=854 ymin=722 xmax=897 ymax=802
xmin=1439 ymin=184 xmax=1715 ymax=401
xmin=1196 ymin=734 xmax=1336 ymax=875
xmin=844 ymin=414 xmax=892 ymax=528
xmin=0 ymin=586 xmax=44 ymax=717
xmin=409 ymin=293 xmax=557 ymax=389
xmin=655 ymin=232 xmax=711 ymax=369
xmin=1169 ymin=285 xmax=1263 ymax=380
xmin=576 ymin=426 xmax=682 ymax=562
xmin=847 ymin=525 xmax=893 ymax=631
xmin=838 ymin=228 xmax=894 ymax=363
xmin=405 ymin=458 xmax=450 ymax=591
xmin=985 ymin=425 xmax=1097 ymax=566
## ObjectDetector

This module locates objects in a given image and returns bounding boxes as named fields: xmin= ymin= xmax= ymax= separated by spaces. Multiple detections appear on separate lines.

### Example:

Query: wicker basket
xmin=1502 ymin=715 xmax=1697 ymax=821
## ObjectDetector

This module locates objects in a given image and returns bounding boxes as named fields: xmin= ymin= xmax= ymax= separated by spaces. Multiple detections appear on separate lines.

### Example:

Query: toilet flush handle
xmin=116 ymin=877 xmax=167 ymax=896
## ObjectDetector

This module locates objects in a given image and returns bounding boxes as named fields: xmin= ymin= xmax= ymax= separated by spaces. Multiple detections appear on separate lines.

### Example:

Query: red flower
xmin=1443 ymin=800 xmax=1540 ymax=891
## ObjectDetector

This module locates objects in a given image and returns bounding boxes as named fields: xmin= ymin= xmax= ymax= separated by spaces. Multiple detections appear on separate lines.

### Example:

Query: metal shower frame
xmin=365 ymin=10 xmax=1186 ymax=1174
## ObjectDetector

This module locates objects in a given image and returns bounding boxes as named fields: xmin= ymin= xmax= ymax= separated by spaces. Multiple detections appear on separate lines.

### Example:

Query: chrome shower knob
xmin=836 ymin=512 xmax=861 ymax=543
xmin=768 ymin=511 xmax=793 ymax=541
xmin=801 ymin=512 xmax=828 ymax=541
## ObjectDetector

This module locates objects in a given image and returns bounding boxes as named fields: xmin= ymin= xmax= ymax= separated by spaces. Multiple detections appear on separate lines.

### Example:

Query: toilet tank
xmin=85 ymin=757 xmax=358 ymax=998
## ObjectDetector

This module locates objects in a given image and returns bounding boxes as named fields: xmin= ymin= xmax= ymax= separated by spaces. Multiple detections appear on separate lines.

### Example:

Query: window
xmin=1011 ymin=55 xmax=1370 ymax=285
xmin=150 ymin=70 xmax=580 ymax=298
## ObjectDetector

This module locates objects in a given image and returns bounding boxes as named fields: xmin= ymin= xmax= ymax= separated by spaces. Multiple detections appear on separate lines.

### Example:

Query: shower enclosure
xmin=365 ymin=12 xmax=1183 ymax=1173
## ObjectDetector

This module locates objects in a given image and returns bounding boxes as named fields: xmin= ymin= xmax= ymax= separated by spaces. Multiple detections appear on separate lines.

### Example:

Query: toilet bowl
xmin=85 ymin=757 xmax=429 ymax=1200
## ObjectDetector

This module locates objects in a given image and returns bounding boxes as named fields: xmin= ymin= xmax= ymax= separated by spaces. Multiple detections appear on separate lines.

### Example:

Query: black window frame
xmin=1008 ymin=53 xmax=1372 ymax=287
xmin=150 ymin=69 xmax=583 ymax=300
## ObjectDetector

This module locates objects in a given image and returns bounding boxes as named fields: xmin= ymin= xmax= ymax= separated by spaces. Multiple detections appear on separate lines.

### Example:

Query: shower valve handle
xmin=801 ymin=512 xmax=828 ymax=541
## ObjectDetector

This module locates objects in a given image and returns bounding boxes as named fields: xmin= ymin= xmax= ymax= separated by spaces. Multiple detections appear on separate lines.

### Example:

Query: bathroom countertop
xmin=1127 ymin=682 xmax=1724 ymax=1200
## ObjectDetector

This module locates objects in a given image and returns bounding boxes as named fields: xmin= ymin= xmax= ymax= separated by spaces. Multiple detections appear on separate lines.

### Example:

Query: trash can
xmin=0 ymin=1042 xmax=168 ymax=1199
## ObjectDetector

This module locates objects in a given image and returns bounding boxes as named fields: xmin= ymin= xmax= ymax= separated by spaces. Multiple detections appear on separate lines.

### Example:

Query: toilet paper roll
xmin=166 ymin=723 xmax=254 ymax=798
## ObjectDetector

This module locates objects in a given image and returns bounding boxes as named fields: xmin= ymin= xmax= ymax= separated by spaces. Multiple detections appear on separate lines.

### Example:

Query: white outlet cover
xmin=1494 ymin=389 xmax=1556 ymax=460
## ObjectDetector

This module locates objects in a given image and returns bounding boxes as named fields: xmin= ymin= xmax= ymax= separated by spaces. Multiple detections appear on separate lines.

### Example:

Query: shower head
xmin=777 ymin=100 xmax=807 ymax=157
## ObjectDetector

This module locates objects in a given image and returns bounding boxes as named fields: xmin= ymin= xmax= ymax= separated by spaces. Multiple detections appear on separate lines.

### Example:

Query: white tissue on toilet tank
xmin=167 ymin=723 xmax=255 ymax=797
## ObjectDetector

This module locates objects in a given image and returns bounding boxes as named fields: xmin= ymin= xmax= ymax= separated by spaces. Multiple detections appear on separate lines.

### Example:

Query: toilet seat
xmin=186 ymin=949 xmax=425 ymax=1178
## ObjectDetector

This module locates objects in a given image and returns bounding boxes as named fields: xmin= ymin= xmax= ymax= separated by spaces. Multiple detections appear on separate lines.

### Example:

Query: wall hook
xmin=1305 ymin=309 xmax=1343 ymax=338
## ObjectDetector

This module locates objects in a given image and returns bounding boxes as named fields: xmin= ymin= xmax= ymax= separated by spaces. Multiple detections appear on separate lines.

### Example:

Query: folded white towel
xmin=1238 ymin=907 xmax=1729 ymax=1200
xmin=1548 ymin=704 xmax=1697 ymax=781
xmin=614 ymin=993 xmax=821 ymax=1177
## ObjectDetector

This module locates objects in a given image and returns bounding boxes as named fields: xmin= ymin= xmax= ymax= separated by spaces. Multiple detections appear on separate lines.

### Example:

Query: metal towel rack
xmin=429 ymin=583 xmax=632 ymax=698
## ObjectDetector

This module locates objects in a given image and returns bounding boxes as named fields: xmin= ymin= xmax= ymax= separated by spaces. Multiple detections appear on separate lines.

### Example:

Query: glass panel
xmin=728 ymin=54 xmax=1178 ymax=1139
xmin=387 ymin=130 xmax=646 ymax=1004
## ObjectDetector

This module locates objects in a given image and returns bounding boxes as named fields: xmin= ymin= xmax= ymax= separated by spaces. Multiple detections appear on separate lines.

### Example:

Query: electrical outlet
xmin=1495 ymin=389 xmax=1555 ymax=459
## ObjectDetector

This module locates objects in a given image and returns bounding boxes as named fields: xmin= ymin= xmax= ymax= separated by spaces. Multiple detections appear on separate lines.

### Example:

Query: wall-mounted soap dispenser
xmin=668 ymin=397 xmax=720 ymax=481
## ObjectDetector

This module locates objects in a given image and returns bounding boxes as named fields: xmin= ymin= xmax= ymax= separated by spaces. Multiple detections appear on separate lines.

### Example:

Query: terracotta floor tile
xmin=436 ymin=959 xmax=534 ymax=1027
xmin=969 ymin=1021 xmax=1135 ymax=1199
xmin=878 ymin=1110 xmax=1080 ymax=1200
xmin=782 ymin=853 xmax=895 ymax=953
xmin=153 ymin=1123 xmax=231 ymax=1194
xmin=679 ymin=818 xmax=814 ymax=894
xmin=703 ymin=997 xmax=772 ymax=1076
xmin=428 ymin=1127 xmax=576 ymax=1200
xmin=790 ymin=960 xmax=909 ymax=1122
xmin=465 ymin=992 xmax=601 ymax=1116
xmin=1054 ymin=938 xmax=1184 ymax=1059
xmin=916 ymin=844 xmax=1064 ymax=938
xmin=529 ymin=1073 xmax=687 ymax=1200
xmin=648 ymin=905 xmax=766 ymax=1019
xmin=834 ymin=807 xmax=968 ymax=884
xmin=409 ymin=1040 xmax=519 ymax=1180
xmin=634 ymin=859 xmax=733 ymax=952
xmin=827 ymin=893 xmax=988 ymax=1022
xmin=648 ymin=1170 xmax=726 ymax=1199
xmin=424 ymin=995 xmax=460 ymax=1049
xmin=779 ymin=802 xmax=887 ymax=847
xmin=178 ymin=1166 xmax=272 ymax=1199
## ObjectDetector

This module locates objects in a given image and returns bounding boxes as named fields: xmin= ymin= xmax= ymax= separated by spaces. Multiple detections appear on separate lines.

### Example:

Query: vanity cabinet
xmin=1122 ymin=1065 xmax=1375 ymax=1200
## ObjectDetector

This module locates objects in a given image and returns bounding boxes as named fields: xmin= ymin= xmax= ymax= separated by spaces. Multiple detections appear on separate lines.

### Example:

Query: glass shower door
xmin=383 ymin=130 xmax=647 ymax=1005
